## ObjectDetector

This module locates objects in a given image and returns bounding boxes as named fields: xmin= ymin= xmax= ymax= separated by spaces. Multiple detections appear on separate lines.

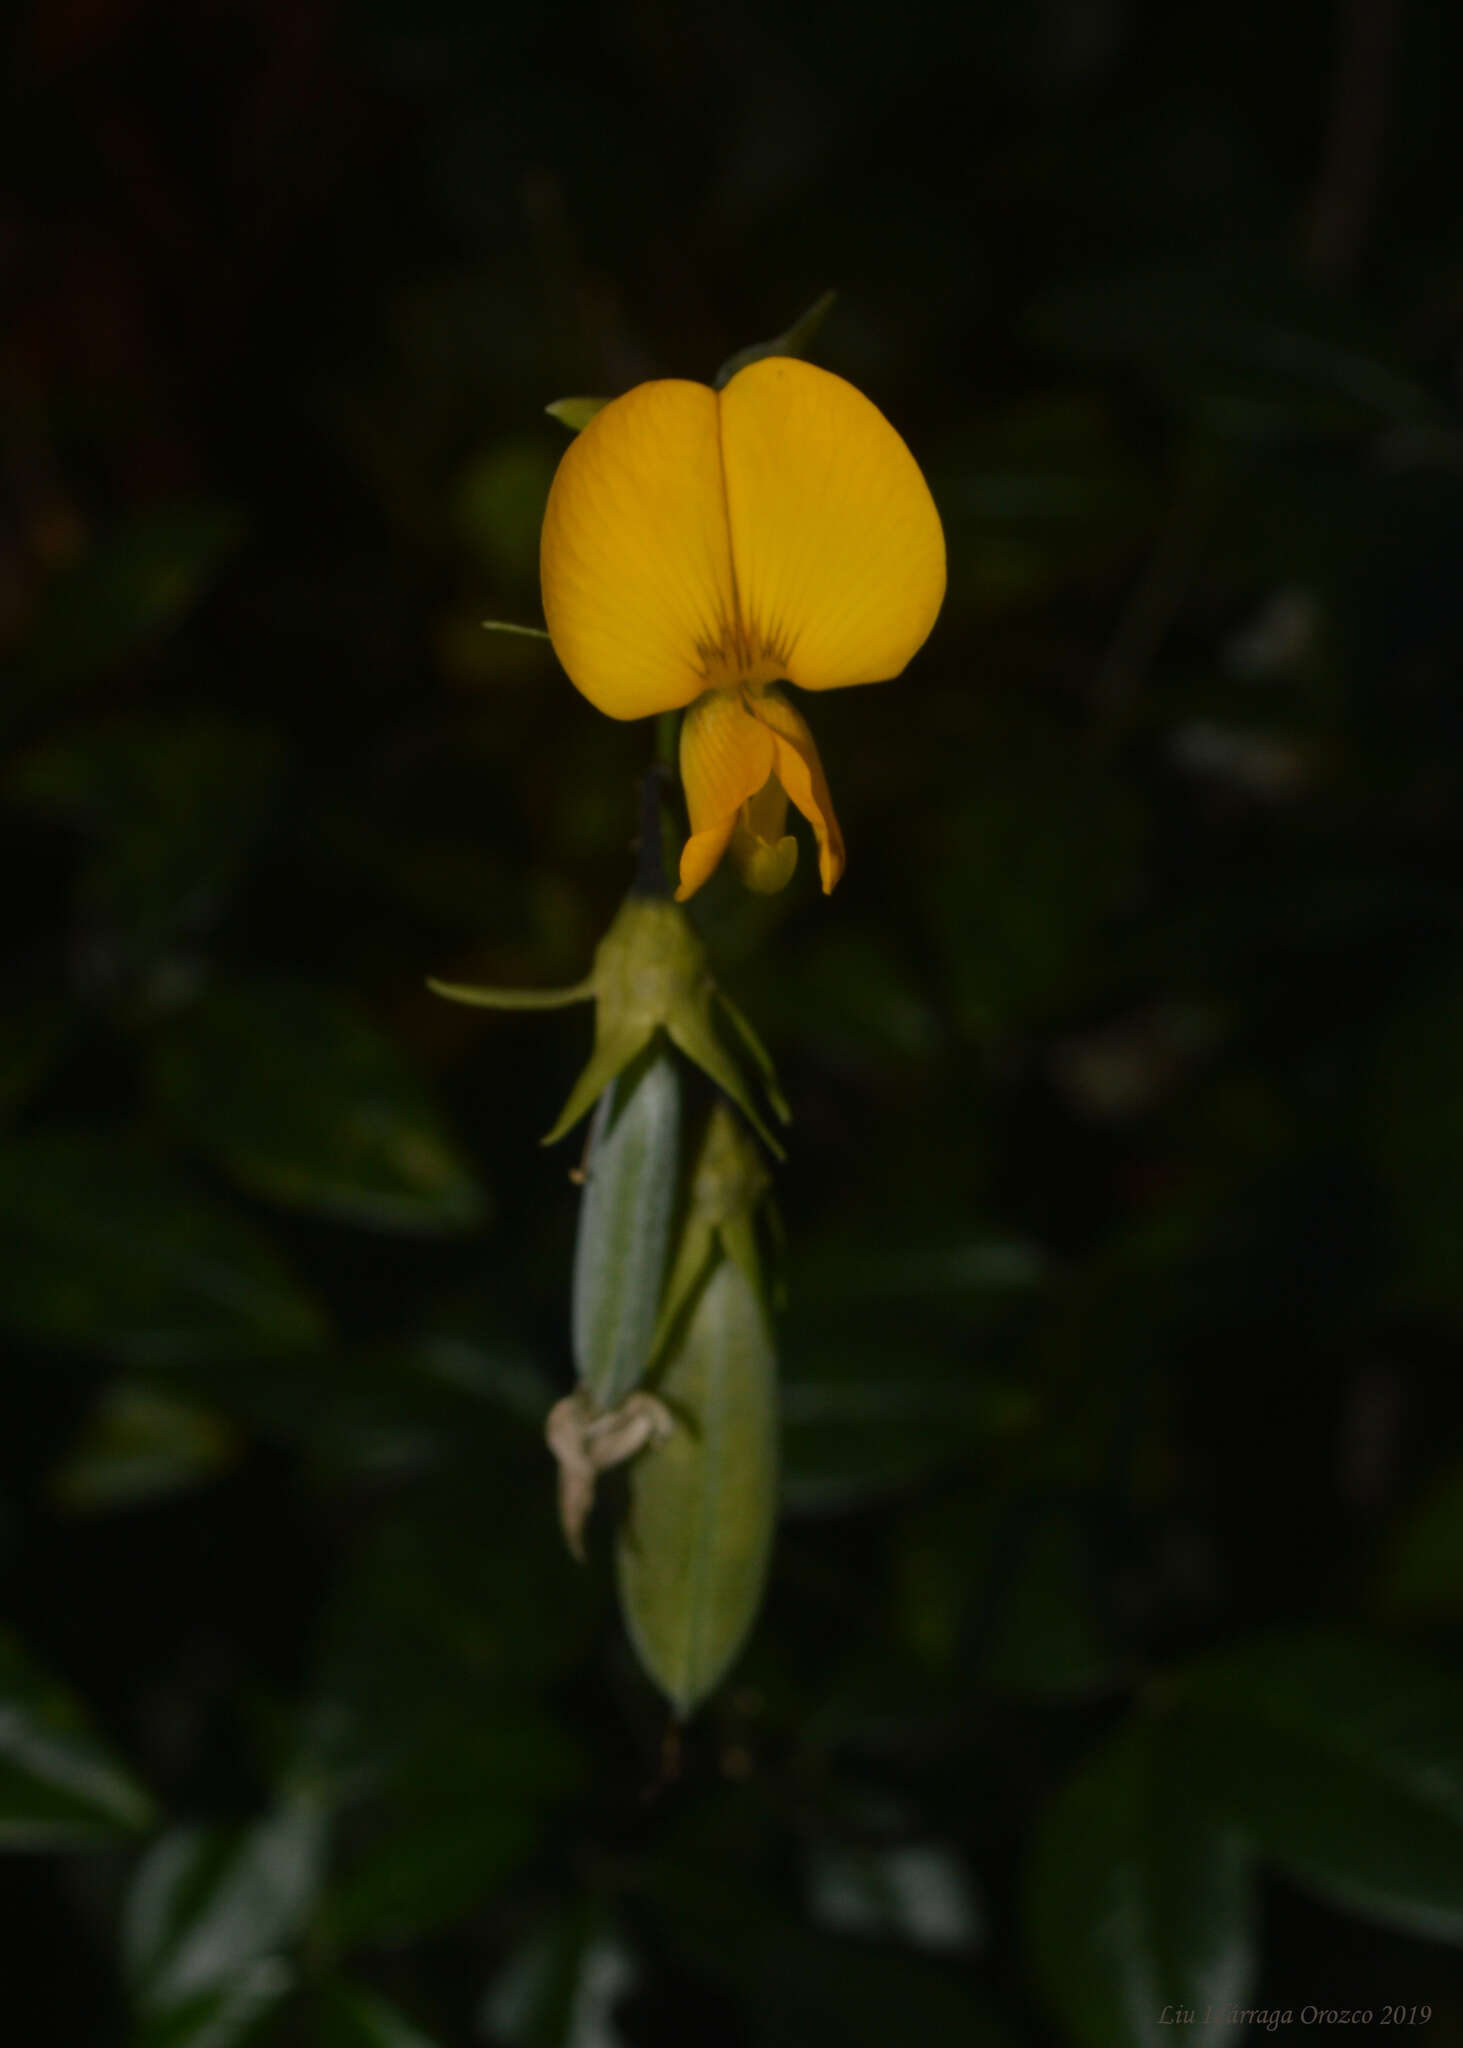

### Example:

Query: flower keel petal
xmin=676 ymin=689 xmax=776 ymax=900
xmin=747 ymin=688 xmax=846 ymax=893
xmin=732 ymin=775 xmax=798 ymax=894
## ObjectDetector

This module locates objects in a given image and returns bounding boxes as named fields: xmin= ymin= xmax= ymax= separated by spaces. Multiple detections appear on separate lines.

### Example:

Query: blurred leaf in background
xmin=0 ymin=1630 xmax=155 ymax=1848
xmin=5 ymin=0 xmax=1463 ymax=2038
xmin=0 ymin=1134 xmax=328 ymax=1366
xmin=150 ymin=981 xmax=488 ymax=1235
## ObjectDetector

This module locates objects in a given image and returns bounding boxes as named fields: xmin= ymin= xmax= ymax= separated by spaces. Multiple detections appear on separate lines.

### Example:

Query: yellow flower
xmin=540 ymin=357 xmax=945 ymax=900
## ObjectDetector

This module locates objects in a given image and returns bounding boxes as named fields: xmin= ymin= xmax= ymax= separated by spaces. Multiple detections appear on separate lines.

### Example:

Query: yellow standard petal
xmin=676 ymin=688 xmax=775 ymax=901
xmin=718 ymin=356 xmax=946 ymax=693
xmin=747 ymin=686 xmax=845 ymax=893
xmin=540 ymin=380 xmax=739 ymax=721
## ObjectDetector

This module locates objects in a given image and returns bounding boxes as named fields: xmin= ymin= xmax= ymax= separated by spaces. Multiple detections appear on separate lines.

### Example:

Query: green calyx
xmin=428 ymin=895 xmax=789 ymax=1156
xmin=650 ymin=1101 xmax=771 ymax=1362
xmin=545 ymin=396 xmax=610 ymax=432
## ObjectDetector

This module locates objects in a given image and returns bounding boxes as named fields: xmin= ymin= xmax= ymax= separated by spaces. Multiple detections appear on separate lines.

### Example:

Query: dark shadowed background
xmin=5 ymin=0 xmax=1463 ymax=2041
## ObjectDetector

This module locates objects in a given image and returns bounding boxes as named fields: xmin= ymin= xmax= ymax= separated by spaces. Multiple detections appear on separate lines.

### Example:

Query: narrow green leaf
xmin=572 ymin=1051 xmax=682 ymax=1408
xmin=0 ymin=1133 xmax=328 ymax=1366
xmin=151 ymin=981 xmax=487 ymax=1235
xmin=617 ymin=1256 xmax=778 ymax=1715
xmin=1024 ymin=1717 xmax=1257 ymax=2048
xmin=714 ymin=290 xmax=837 ymax=390
xmin=484 ymin=1904 xmax=635 ymax=2048
xmin=313 ymin=1980 xmax=445 ymax=2048
xmin=545 ymin=398 xmax=610 ymax=432
xmin=0 ymin=1627 xmax=155 ymax=1846
xmin=1175 ymin=1629 xmax=1463 ymax=1943
xmin=131 ymin=1960 xmax=293 ymax=2048
xmin=125 ymin=1800 xmax=326 ymax=2018
xmin=50 ymin=1381 xmax=240 ymax=1513
xmin=481 ymin=619 xmax=551 ymax=639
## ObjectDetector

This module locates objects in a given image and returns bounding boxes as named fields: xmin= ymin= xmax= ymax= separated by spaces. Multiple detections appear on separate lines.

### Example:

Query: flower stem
xmin=638 ymin=712 xmax=682 ymax=898
xmin=634 ymin=766 xmax=671 ymax=898
xmin=655 ymin=709 xmax=679 ymax=771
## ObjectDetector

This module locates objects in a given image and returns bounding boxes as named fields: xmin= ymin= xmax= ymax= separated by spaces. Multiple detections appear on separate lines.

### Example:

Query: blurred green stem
xmin=655 ymin=711 xmax=682 ymax=893
xmin=655 ymin=710 xmax=678 ymax=772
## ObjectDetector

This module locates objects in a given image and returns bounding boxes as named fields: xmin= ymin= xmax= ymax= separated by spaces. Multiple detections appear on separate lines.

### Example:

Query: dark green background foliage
xmin=4 ymin=0 xmax=1463 ymax=2039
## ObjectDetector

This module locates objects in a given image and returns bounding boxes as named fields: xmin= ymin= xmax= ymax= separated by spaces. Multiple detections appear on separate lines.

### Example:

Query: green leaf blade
xmin=0 ymin=1628 xmax=156 ymax=1848
xmin=714 ymin=290 xmax=837 ymax=390
xmin=1176 ymin=1629 xmax=1463 ymax=1943
xmin=131 ymin=1961 xmax=293 ymax=2048
xmin=0 ymin=1133 xmax=328 ymax=1366
xmin=50 ymin=1381 xmax=241 ymax=1513
xmin=1024 ymin=1718 xmax=1258 ymax=2048
xmin=151 ymin=982 xmax=488 ymax=1236
xmin=311 ymin=1980 xmax=446 ymax=2048
xmin=125 ymin=1801 xmax=326 ymax=2020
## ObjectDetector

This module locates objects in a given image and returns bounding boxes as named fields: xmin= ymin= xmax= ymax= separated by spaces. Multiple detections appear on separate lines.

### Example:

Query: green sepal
xmin=436 ymin=894 xmax=786 ymax=1158
xmin=560 ymin=896 xmax=787 ymax=1154
xmin=649 ymin=1102 xmax=771 ymax=1363
xmin=648 ymin=1216 xmax=718 ymax=1367
xmin=541 ymin=1020 xmax=647 ymax=1147
xmin=666 ymin=1003 xmax=784 ymax=1159
xmin=714 ymin=987 xmax=792 ymax=1126
xmin=714 ymin=289 xmax=837 ymax=391
xmin=720 ymin=1209 xmax=763 ymax=1300
xmin=545 ymin=398 xmax=610 ymax=432
xmin=427 ymin=977 xmax=595 ymax=1011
